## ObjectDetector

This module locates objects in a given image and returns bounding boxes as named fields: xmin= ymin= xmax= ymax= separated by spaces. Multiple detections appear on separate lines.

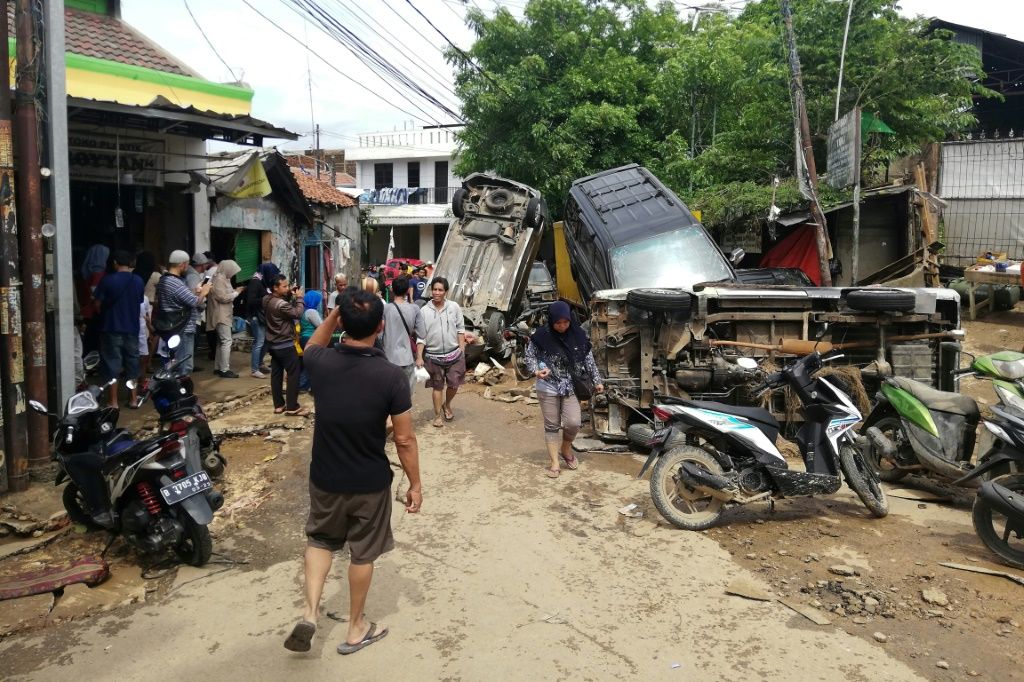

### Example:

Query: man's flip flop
xmin=285 ymin=407 xmax=310 ymax=416
xmin=284 ymin=620 xmax=316 ymax=652
xmin=336 ymin=622 xmax=388 ymax=655
xmin=443 ymin=407 xmax=454 ymax=421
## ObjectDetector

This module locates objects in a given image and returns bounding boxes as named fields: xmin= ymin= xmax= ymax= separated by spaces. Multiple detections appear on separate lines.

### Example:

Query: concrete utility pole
xmin=14 ymin=0 xmax=51 ymax=473
xmin=0 ymin=5 xmax=29 ymax=492
xmin=781 ymin=0 xmax=833 ymax=286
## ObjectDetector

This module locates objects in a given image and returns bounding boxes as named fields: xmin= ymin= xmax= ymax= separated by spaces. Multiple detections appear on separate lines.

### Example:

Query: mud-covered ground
xmin=1 ymin=317 xmax=1023 ymax=680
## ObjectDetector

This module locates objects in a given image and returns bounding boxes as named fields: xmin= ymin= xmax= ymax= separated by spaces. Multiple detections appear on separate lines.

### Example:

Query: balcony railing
xmin=361 ymin=186 xmax=459 ymax=205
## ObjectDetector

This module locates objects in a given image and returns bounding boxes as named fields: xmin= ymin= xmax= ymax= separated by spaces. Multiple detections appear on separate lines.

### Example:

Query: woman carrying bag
xmin=524 ymin=301 xmax=604 ymax=478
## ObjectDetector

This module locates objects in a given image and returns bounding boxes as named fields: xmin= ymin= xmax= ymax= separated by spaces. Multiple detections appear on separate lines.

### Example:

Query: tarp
xmin=759 ymin=224 xmax=822 ymax=285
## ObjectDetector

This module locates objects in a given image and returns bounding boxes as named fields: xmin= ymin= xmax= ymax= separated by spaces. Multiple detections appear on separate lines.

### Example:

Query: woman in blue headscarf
xmin=524 ymin=300 xmax=604 ymax=478
xmin=298 ymin=289 xmax=324 ymax=391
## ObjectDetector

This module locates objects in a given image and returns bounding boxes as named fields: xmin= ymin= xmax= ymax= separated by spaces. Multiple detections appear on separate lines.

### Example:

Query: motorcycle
xmin=135 ymin=336 xmax=226 ymax=478
xmin=954 ymin=403 xmax=1024 ymax=569
xmin=30 ymin=355 xmax=223 ymax=566
xmin=638 ymin=351 xmax=887 ymax=530
xmin=862 ymin=346 xmax=1024 ymax=485
xmin=504 ymin=303 xmax=551 ymax=381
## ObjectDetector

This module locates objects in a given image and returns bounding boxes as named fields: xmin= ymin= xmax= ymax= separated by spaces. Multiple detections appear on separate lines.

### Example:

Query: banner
xmin=227 ymin=159 xmax=272 ymax=199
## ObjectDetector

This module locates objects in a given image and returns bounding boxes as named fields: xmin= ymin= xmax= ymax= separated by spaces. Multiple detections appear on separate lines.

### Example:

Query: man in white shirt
xmin=326 ymin=273 xmax=349 ymax=314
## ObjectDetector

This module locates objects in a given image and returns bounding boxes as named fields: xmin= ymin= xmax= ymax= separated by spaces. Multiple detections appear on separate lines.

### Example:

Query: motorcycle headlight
xmin=994 ymin=384 xmax=1024 ymax=416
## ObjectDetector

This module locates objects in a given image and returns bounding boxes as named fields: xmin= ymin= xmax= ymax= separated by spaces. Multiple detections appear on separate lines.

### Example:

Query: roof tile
xmin=290 ymin=168 xmax=358 ymax=208
xmin=62 ymin=8 xmax=195 ymax=76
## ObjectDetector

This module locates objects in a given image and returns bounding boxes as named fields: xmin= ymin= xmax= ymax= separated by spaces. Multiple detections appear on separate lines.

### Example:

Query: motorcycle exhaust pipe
xmin=977 ymin=480 xmax=1024 ymax=518
xmin=678 ymin=461 xmax=736 ymax=501
xmin=865 ymin=427 xmax=896 ymax=464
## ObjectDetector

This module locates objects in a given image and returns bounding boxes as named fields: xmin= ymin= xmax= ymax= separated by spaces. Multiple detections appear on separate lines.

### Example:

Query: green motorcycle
xmin=862 ymin=349 xmax=1024 ymax=485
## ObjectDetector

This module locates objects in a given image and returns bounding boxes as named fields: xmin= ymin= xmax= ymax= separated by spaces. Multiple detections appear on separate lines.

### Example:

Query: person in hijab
xmin=246 ymin=262 xmax=280 ymax=378
xmin=524 ymin=301 xmax=604 ymax=478
xmin=207 ymin=259 xmax=244 ymax=377
xmin=298 ymin=289 xmax=324 ymax=391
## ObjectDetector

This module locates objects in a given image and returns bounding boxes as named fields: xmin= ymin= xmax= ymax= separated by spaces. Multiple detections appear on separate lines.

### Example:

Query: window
xmin=374 ymin=163 xmax=393 ymax=190
xmin=407 ymin=162 xmax=420 ymax=188
xmin=434 ymin=161 xmax=448 ymax=203
xmin=609 ymin=227 xmax=733 ymax=290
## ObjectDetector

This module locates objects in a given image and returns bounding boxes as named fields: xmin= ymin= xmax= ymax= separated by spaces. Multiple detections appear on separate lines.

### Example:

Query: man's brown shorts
xmin=304 ymin=481 xmax=394 ymax=564
xmin=424 ymin=352 xmax=466 ymax=389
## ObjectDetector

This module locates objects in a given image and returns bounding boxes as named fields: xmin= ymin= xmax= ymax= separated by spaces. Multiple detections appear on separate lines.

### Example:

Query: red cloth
xmin=759 ymin=224 xmax=823 ymax=285
xmin=0 ymin=555 xmax=109 ymax=601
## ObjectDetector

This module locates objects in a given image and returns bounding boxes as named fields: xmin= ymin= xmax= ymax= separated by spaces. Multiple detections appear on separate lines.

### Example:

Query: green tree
xmin=450 ymin=0 xmax=991 ymax=218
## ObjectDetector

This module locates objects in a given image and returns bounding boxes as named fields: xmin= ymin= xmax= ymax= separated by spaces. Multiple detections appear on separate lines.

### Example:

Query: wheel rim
xmin=658 ymin=458 xmax=723 ymax=522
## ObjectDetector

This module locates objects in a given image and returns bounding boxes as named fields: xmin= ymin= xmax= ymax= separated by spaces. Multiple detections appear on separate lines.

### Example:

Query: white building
xmin=346 ymin=124 xmax=463 ymax=263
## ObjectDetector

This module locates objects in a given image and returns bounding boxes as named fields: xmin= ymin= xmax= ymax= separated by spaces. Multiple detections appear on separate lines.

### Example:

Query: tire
xmin=62 ymin=483 xmax=101 ymax=530
xmin=524 ymin=197 xmax=541 ymax=228
xmin=971 ymin=474 xmax=1024 ymax=569
xmin=174 ymin=513 xmax=213 ymax=567
xmin=512 ymin=349 xmax=531 ymax=381
xmin=484 ymin=311 xmax=505 ymax=350
xmin=839 ymin=441 xmax=889 ymax=518
xmin=451 ymin=188 xmax=468 ymax=219
xmin=846 ymin=289 xmax=916 ymax=313
xmin=650 ymin=446 xmax=725 ymax=530
xmin=627 ymin=423 xmax=687 ymax=451
xmin=203 ymin=452 xmax=226 ymax=479
xmin=484 ymin=188 xmax=514 ymax=213
xmin=625 ymin=288 xmax=693 ymax=317
xmin=867 ymin=416 xmax=910 ymax=483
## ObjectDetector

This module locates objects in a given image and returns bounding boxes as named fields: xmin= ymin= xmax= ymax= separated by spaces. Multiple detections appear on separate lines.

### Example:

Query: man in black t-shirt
xmin=284 ymin=290 xmax=422 ymax=656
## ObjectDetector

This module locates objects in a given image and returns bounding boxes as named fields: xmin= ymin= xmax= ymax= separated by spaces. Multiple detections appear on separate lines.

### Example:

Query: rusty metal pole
xmin=781 ymin=0 xmax=833 ymax=286
xmin=0 ymin=2 xmax=29 ymax=491
xmin=14 ymin=0 xmax=50 ymax=473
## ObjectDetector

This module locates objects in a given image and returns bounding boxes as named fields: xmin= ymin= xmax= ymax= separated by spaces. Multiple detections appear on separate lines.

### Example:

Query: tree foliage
xmin=450 ymin=0 xmax=992 ymax=218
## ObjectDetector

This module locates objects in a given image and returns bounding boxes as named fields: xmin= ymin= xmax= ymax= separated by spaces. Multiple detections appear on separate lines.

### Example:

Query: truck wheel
xmin=451 ymin=188 xmax=468 ymax=219
xmin=484 ymin=311 xmax=505 ymax=350
xmin=846 ymin=289 xmax=916 ymax=313
xmin=524 ymin=197 xmax=541 ymax=228
xmin=625 ymin=288 xmax=693 ymax=317
xmin=627 ymin=423 xmax=686 ymax=451
xmin=484 ymin=188 xmax=514 ymax=213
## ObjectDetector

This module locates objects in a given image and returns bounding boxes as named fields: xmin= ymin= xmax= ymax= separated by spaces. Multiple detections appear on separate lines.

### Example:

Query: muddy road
xmin=2 ymin=314 xmax=1023 ymax=681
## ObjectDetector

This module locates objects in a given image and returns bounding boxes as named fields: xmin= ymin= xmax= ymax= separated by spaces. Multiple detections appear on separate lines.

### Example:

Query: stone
xmin=921 ymin=588 xmax=949 ymax=607
xmin=0 ymin=593 xmax=54 ymax=636
xmin=936 ymin=661 xmax=950 ymax=670
xmin=863 ymin=596 xmax=879 ymax=614
xmin=777 ymin=550 xmax=789 ymax=556
xmin=873 ymin=632 xmax=888 ymax=643
xmin=852 ymin=617 xmax=869 ymax=625
xmin=745 ymin=553 xmax=758 ymax=560
xmin=829 ymin=565 xmax=857 ymax=577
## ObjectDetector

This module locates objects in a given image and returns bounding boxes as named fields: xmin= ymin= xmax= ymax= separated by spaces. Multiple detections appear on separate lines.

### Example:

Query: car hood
xmin=593 ymin=285 xmax=960 ymax=303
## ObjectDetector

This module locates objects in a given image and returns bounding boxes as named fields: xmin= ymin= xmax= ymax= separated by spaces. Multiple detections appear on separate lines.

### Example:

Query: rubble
xmin=922 ymin=588 xmax=950 ymax=607
xmin=828 ymin=565 xmax=858 ymax=577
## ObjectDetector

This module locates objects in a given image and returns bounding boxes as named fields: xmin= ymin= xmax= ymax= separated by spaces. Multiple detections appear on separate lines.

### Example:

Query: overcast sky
xmin=121 ymin=0 xmax=1024 ymax=155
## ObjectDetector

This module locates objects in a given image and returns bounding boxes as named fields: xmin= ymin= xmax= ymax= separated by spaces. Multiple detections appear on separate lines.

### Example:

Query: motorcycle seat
xmin=889 ymin=377 xmax=979 ymax=419
xmin=685 ymin=400 xmax=780 ymax=443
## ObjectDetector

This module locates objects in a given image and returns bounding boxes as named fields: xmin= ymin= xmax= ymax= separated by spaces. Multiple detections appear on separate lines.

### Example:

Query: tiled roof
xmin=64 ymin=8 xmax=198 ymax=76
xmin=335 ymin=172 xmax=357 ymax=187
xmin=290 ymin=168 xmax=358 ymax=208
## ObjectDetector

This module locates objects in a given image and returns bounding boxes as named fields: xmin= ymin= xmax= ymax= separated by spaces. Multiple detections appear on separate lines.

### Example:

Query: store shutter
xmin=234 ymin=230 xmax=260 ymax=281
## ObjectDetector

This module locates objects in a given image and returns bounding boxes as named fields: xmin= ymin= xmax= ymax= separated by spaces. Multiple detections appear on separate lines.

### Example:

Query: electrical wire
xmin=282 ymin=0 xmax=462 ymax=123
xmin=239 ymin=0 xmax=436 ymax=125
xmin=183 ymin=0 xmax=239 ymax=82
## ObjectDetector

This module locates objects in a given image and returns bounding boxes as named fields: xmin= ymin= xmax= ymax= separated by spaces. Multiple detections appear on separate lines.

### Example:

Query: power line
xmin=239 ymin=0 xmax=436 ymax=125
xmin=182 ymin=0 xmax=238 ymax=82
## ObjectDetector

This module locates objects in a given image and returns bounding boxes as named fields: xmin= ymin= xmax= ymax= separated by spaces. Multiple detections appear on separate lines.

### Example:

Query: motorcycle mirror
xmin=729 ymin=247 xmax=746 ymax=265
xmin=736 ymin=357 xmax=758 ymax=370
xmin=83 ymin=351 xmax=101 ymax=370
xmin=167 ymin=335 xmax=181 ymax=350
xmin=28 ymin=399 xmax=48 ymax=415
xmin=815 ymin=323 xmax=829 ymax=341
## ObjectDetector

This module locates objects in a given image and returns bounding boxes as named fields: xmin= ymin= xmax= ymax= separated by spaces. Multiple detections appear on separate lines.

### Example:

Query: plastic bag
xmin=414 ymin=366 xmax=430 ymax=384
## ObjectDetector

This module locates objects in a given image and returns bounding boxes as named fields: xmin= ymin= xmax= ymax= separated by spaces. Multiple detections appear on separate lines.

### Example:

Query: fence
xmin=361 ymin=186 xmax=459 ymax=206
xmin=939 ymin=139 xmax=1024 ymax=267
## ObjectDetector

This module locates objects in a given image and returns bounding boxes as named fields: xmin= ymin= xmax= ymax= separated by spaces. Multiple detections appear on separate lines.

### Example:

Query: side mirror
xmin=736 ymin=357 xmax=758 ymax=370
xmin=28 ymin=400 xmax=48 ymax=415
xmin=815 ymin=323 xmax=829 ymax=340
xmin=167 ymin=335 xmax=181 ymax=350
xmin=729 ymin=247 xmax=745 ymax=265
xmin=83 ymin=351 xmax=101 ymax=370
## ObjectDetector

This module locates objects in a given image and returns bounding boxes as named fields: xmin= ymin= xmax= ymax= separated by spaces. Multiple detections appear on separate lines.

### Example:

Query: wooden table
xmin=964 ymin=265 xmax=1021 ymax=320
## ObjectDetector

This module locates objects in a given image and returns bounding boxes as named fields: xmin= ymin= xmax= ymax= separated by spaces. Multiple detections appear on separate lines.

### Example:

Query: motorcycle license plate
xmin=159 ymin=471 xmax=212 ymax=505
xmin=647 ymin=427 xmax=672 ymax=446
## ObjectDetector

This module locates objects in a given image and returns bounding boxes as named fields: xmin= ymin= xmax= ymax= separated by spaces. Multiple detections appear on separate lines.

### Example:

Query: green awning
xmin=862 ymin=112 xmax=895 ymax=135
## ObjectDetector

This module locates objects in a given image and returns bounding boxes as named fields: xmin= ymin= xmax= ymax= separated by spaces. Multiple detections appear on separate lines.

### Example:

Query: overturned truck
xmin=562 ymin=165 xmax=962 ymax=441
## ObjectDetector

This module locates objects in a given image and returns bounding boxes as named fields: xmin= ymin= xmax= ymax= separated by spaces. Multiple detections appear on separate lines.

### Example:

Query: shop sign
xmin=68 ymin=133 xmax=165 ymax=186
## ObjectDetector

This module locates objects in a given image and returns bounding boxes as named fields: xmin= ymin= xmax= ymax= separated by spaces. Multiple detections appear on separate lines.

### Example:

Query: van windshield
xmin=609 ymin=226 xmax=734 ymax=290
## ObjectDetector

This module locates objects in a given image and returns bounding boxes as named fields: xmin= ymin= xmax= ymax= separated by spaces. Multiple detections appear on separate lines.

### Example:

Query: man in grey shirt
xmin=381 ymin=276 xmax=425 ymax=396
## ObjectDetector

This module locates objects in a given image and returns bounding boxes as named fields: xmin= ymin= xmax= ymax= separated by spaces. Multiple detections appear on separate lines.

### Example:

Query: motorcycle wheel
xmin=62 ymin=483 xmax=101 ymax=530
xmin=174 ymin=514 xmax=213 ymax=567
xmin=867 ymin=416 xmax=910 ymax=483
xmin=650 ymin=446 xmax=724 ymax=531
xmin=511 ymin=350 xmax=532 ymax=381
xmin=839 ymin=442 xmax=889 ymax=518
xmin=204 ymin=451 xmax=226 ymax=479
xmin=971 ymin=474 xmax=1024 ymax=569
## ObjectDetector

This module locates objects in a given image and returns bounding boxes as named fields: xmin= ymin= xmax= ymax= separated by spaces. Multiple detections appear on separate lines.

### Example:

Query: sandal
xmin=284 ymin=407 xmax=310 ymax=417
xmin=560 ymin=453 xmax=579 ymax=470
xmin=432 ymin=416 xmax=444 ymax=428
xmin=284 ymin=619 xmax=316 ymax=652
xmin=544 ymin=467 xmax=560 ymax=478
xmin=274 ymin=407 xmax=286 ymax=414
xmin=337 ymin=622 xmax=389 ymax=655
xmin=443 ymin=406 xmax=454 ymax=421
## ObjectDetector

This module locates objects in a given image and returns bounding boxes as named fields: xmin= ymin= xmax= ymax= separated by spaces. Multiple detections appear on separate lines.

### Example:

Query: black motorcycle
xmin=30 ymin=357 xmax=222 ymax=566
xmin=638 ymin=351 xmax=887 ymax=529
xmin=954 ymin=403 xmax=1024 ymax=569
xmin=135 ymin=336 xmax=226 ymax=478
